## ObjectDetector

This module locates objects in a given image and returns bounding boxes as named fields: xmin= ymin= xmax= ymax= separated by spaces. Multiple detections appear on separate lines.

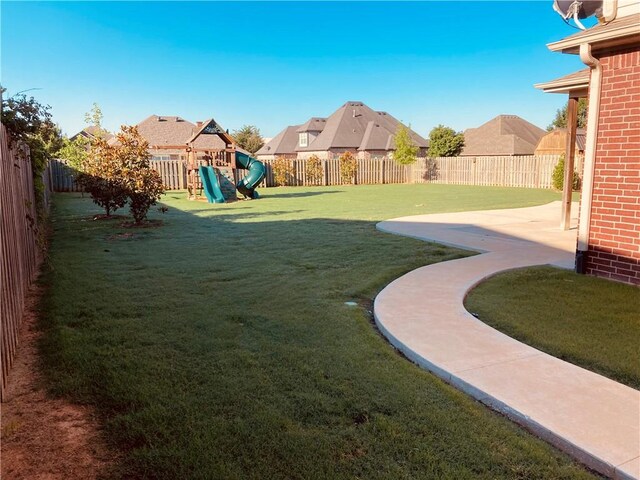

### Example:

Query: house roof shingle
xmin=462 ymin=115 xmax=546 ymax=156
xmin=136 ymin=115 xmax=226 ymax=151
xmin=254 ymin=125 xmax=301 ymax=156
xmin=296 ymin=118 xmax=327 ymax=133
xmin=257 ymin=101 xmax=428 ymax=156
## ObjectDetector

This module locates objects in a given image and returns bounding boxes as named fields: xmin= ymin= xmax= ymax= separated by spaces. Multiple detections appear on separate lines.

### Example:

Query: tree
xmin=427 ymin=124 xmax=465 ymax=157
xmin=58 ymin=136 xmax=89 ymax=170
xmin=1 ymin=86 xmax=63 ymax=212
xmin=547 ymin=98 xmax=588 ymax=131
xmin=339 ymin=151 xmax=358 ymax=184
xmin=392 ymin=124 xmax=418 ymax=165
xmin=78 ymin=136 xmax=129 ymax=217
xmin=272 ymin=156 xmax=293 ymax=186
xmin=80 ymin=126 xmax=165 ymax=223
xmin=305 ymin=154 xmax=323 ymax=185
xmin=232 ymin=125 xmax=264 ymax=155
xmin=116 ymin=126 xmax=164 ymax=224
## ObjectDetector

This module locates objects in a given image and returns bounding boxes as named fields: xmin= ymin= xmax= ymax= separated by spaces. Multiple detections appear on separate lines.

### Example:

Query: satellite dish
xmin=553 ymin=0 xmax=603 ymax=29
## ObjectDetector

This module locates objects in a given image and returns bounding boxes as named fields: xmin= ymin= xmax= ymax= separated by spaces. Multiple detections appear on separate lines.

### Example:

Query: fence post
xmin=322 ymin=159 xmax=328 ymax=186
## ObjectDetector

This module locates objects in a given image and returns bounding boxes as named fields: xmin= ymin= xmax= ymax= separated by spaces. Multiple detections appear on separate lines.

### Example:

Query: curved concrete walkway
xmin=374 ymin=202 xmax=639 ymax=480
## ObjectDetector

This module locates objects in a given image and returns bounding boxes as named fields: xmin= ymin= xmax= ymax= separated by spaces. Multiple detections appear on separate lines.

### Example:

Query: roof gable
xmin=255 ymin=125 xmax=300 ymax=156
xmin=299 ymin=101 xmax=428 ymax=152
xmin=462 ymin=115 xmax=546 ymax=156
xmin=136 ymin=115 xmax=226 ymax=150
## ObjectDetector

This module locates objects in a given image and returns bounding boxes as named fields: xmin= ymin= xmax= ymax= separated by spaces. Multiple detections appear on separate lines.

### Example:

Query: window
xmin=152 ymin=154 xmax=170 ymax=161
xmin=299 ymin=132 xmax=308 ymax=147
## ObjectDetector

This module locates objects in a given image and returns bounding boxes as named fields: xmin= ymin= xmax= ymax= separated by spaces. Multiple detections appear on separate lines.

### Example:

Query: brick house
xmin=537 ymin=7 xmax=639 ymax=285
xmin=255 ymin=101 xmax=428 ymax=161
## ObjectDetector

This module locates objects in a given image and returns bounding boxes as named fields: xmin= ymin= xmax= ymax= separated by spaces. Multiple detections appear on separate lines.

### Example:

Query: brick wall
xmin=587 ymin=46 xmax=640 ymax=285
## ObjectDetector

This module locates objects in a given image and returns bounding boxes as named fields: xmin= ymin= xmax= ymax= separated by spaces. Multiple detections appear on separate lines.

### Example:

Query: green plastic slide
xmin=235 ymin=151 xmax=266 ymax=199
xmin=198 ymin=166 xmax=225 ymax=203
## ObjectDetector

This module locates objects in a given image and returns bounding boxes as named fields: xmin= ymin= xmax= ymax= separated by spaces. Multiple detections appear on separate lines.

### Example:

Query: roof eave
xmin=547 ymin=16 xmax=640 ymax=54
xmin=534 ymin=79 xmax=590 ymax=95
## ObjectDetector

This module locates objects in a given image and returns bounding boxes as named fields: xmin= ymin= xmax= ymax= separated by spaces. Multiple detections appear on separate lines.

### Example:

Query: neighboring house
xmin=461 ymin=115 xmax=546 ymax=156
xmin=129 ymin=115 xmax=228 ymax=161
xmin=534 ymin=128 xmax=586 ymax=156
xmin=69 ymin=125 xmax=114 ymax=143
xmin=536 ymin=7 xmax=639 ymax=285
xmin=256 ymin=101 xmax=428 ymax=160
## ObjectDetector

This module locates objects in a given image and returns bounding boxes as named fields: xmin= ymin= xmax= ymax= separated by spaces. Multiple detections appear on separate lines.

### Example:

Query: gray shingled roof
xmin=461 ymin=115 xmax=546 ymax=156
xmin=254 ymin=125 xmax=301 ymax=156
xmin=299 ymin=101 xmax=426 ymax=152
xmin=297 ymin=118 xmax=327 ymax=133
xmin=70 ymin=126 xmax=114 ymax=142
xmin=136 ymin=115 xmax=226 ymax=150
xmin=258 ymin=101 xmax=428 ymax=156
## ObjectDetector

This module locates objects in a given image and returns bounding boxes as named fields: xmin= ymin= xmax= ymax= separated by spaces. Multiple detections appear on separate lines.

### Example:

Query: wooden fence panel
xmin=1 ymin=124 xmax=42 ymax=401
xmin=50 ymin=154 xmax=581 ymax=192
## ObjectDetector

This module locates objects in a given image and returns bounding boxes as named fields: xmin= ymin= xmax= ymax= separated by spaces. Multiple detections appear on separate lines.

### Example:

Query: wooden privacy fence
xmin=50 ymin=154 xmax=581 ymax=192
xmin=0 ymin=124 xmax=45 ymax=401
xmin=412 ymin=154 xmax=583 ymax=189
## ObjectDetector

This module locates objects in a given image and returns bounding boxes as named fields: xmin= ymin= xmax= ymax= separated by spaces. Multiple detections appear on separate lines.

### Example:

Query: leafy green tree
xmin=305 ymin=154 xmax=323 ymax=185
xmin=339 ymin=151 xmax=358 ymax=184
xmin=58 ymin=136 xmax=89 ymax=170
xmin=1 ymin=86 xmax=63 ymax=212
xmin=427 ymin=124 xmax=465 ymax=157
xmin=232 ymin=125 xmax=264 ymax=155
xmin=392 ymin=124 xmax=418 ymax=165
xmin=547 ymin=98 xmax=588 ymax=131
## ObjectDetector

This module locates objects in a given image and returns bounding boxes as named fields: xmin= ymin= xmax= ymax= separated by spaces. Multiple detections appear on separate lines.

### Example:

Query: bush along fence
xmin=0 ymin=124 xmax=51 ymax=401
xmin=50 ymin=153 xmax=584 ymax=192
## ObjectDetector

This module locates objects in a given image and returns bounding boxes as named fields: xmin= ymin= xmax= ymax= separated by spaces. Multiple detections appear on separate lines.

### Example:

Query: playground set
xmin=173 ymin=119 xmax=265 ymax=203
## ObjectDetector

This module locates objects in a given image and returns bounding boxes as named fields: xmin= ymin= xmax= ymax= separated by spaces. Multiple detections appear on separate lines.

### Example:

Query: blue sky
xmin=2 ymin=1 xmax=589 ymax=138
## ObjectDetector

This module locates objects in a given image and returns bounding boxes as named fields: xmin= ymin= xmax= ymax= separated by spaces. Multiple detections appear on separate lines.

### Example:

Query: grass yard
xmin=465 ymin=266 xmax=640 ymax=390
xmin=39 ymin=184 xmax=599 ymax=479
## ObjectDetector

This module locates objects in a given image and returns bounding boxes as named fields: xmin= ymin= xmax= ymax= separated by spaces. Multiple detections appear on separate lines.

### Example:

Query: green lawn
xmin=39 ymin=184 xmax=599 ymax=479
xmin=465 ymin=266 xmax=640 ymax=389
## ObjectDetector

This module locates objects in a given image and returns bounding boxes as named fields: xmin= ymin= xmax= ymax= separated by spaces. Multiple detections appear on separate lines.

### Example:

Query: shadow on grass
xmin=37 ymin=193 xmax=599 ymax=480
xmin=258 ymin=189 xmax=343 ymax=199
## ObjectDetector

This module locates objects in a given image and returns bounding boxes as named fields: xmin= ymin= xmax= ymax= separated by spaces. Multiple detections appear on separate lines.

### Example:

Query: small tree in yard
xmin=339 ymin=151 xmax=358 ymax=184
xmin=79 ymin=137 xmax=128 ymax=217
xmin=273 ymin=156 xmax=294 ymax=186
xmin=116 ymin=126 xmax=165 ymax=224
xmin=427 ymin=124 xmax=465 ymax=157
xmin=305 ymin=154 xmax=323 ymax=185
xmin=392 ymin=124 xmax=418 ymax=165
xmin=58 ymin=135 xmax=89 ymax=170
xmin=552 ymin=154 xmax=581 ymax=191
xmin=80 ymin=126 xmax=165 ymax=222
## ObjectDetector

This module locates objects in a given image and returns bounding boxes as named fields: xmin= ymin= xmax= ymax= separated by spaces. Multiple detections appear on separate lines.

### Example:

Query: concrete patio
xmin=374 ymin=201 xmax=640 ymax=480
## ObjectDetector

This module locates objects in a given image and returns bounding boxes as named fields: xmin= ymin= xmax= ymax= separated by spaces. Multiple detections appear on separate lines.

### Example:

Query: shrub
xmin=552 ymin=154 xmax=581 ymax=191
xmin=117 ymin=126 xmax=165 ymax=224
xmin=305 ymin=155 xmax=323 ymax=185
xmin=78 ymin=137 xmax=128 ymax=216
xmin=392 ymin=124 xmax=418 ymax=165
xmin=79 ymin=125 xmax=165 ymax=223
xmin=427 ymin=124 xmax=464 ymax=157
xmin=127 ymin=170 xmax=165 ymax=224
xmin=272 ymin=156 xmax=294 ymax=186
xmin=339 ymin=151 xmax=358 ymax=184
